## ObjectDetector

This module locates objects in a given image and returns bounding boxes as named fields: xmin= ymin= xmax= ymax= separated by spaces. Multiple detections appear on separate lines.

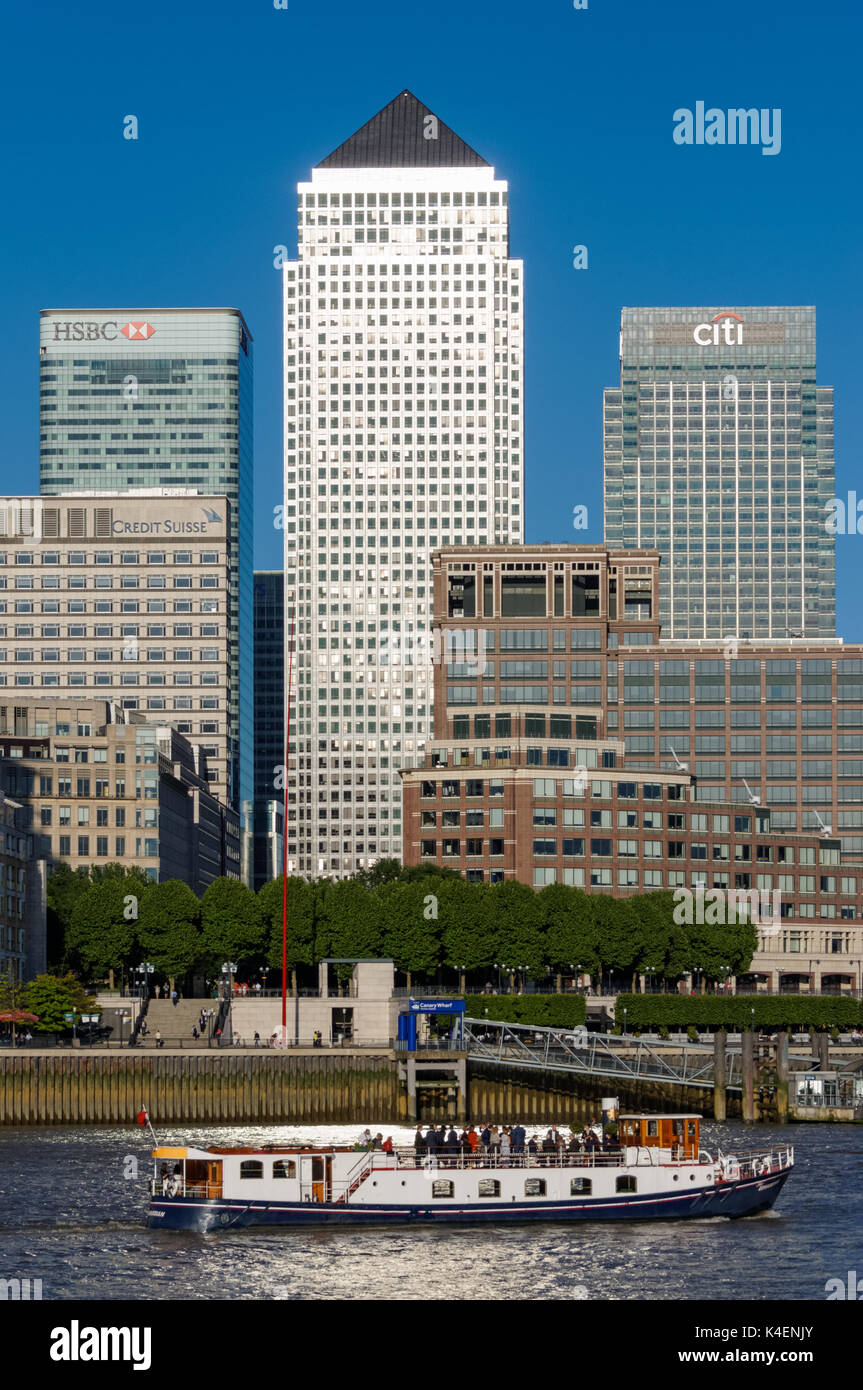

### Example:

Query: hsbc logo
xmin=121 ymin=320 xmax=155 ymax=340
xmin=693 ymin=312 xmax=744 ymax=347
xmin=50 ymin=320 xmax=156 ymax=342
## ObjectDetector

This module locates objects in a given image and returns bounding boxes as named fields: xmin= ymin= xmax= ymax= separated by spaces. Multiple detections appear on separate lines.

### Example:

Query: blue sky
xmin=2 ymin=0 xmax=861 ymax=632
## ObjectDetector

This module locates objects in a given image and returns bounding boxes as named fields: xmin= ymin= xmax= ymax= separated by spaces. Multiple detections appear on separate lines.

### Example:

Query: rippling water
xmin=0 ymin=1120 xmax=859 ymax=1300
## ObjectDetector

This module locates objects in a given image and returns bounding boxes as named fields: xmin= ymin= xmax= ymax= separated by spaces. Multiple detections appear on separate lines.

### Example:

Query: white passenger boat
xmin=146 ymin=1114 xmax=793 ymax=1231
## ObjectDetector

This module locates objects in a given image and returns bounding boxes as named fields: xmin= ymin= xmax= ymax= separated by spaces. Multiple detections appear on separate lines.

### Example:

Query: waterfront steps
xmin=140 ymin=999 xmax=216 ymax=1048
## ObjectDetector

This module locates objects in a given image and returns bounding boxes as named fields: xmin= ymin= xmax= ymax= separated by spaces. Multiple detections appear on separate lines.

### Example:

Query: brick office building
xmin=400 ymin=545 xmax=863 ymax=990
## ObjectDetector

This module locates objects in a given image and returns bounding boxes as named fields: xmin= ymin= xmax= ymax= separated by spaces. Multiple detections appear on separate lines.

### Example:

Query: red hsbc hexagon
xmin=120 ymin=321 xmax=156 ymax=340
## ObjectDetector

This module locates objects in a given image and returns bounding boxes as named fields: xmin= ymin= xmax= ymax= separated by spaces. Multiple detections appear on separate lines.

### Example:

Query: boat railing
xmin=716 ymin=1146 xmax=794 ymax=1179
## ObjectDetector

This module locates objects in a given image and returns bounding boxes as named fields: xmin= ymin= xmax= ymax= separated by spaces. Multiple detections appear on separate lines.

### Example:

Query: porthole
xmin=690 ymin=1174 xmax=696 ymax=1181
xmin=673 ymin=1174 xmax=679 ymax=1181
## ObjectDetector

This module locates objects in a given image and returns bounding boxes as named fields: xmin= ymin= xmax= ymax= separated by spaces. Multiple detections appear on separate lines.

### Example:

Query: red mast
xmin=281 ymin=603 xmax=295 ymax=1035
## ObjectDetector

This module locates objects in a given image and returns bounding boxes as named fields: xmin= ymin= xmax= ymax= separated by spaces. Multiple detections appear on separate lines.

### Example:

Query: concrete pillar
xmin=741 ymin=1030 xmax=755 ymax=1123
xmin=318 ymin=961 xmax=328 ymax=997
xmin=775 ymin=1030 xmax=789 ymax=1122
xmin=405 ymin=1058 xmax=417 ymax=1123
xmin=713 ymin=1029 xmax=727 ymax=1122
xmin=456 ymin=1058 xmax=467 ymax=1122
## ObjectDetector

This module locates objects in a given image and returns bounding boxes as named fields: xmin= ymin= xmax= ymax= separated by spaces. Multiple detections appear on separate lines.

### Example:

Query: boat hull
xmin=146 ymin=1168 xmax=790 ymax=1232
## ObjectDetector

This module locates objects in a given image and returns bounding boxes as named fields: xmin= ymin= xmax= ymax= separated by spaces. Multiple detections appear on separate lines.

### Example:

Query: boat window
xmin=571 ymin=1177 xmax=592 ymax=1195
xmin=432 ymin=1180 xmax=454 ymax=1198
xmin=646 ymin=1120 xmax=658 ymax=1137
xmin=616 ymin=1175 xmax=637 ymax=1193
xmin=524 ymin=1178 xmax=546 ymax=1197
xmin=240 ymin=1160 xmax=264 ymax=1180
xmin=477 ymin=1179 xmax=501 ymax=1198
xmin=687 ymin=1121 xmax=697 ymax=1137
xmin=273 ymin=1160 xmax=296 ymax=1179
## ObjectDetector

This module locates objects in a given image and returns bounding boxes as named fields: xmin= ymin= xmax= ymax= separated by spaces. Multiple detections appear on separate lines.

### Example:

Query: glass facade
xmin=603 ymin=306 xmax=836 ymax=640
xmin=38 ymin=308 xmax=253 ymax=831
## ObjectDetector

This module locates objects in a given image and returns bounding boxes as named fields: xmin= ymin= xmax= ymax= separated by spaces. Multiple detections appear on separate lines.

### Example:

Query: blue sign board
xmin=408 ymin=999 xmax=465 ymax=1014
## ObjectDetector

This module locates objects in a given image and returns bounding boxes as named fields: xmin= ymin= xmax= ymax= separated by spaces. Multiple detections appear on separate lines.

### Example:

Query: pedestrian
xmin=155 ymin=1029 xmax=163 ymax=1048
xmin=191 ymin=1026 xmax=198 ymax=1040
xmin=500 ymin=1127 xmax=511 ymax=1166
xmin=447 ymin=1126 xmax=459 ymax=1166
xmin=254 ymin=1031 xmax=260 ymax=1048
xmin=155 ymin=985 xmax=160 ymax=1000
xmin=171 ymin=989 xmax=178 ymax=1008
xmin=414 ymin=1125 xmax=427 ymax=1167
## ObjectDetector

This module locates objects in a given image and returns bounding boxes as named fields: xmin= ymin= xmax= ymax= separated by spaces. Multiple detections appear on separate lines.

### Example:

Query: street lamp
xmin=623 ymin=1007 xmax=628 ymax=1037
xmin=135 ymin=962 xmax=154 ymax=1001
xmin=221 ymin=960 xmax=237 ymax=1001
xmin=118 ymin=1009 xmax=130 ymax=1046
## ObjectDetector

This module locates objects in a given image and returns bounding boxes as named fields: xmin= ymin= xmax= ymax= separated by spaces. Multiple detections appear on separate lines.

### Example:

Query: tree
xmin=260 ymin=875 xmax=316 ymax=993
xmin=482 ymin=880 xmax=545 ymax=981
xmin=24 ymin=973 xmax=97 ymax=1033
xmin=540 ymin=884 xmax=599 ymax=983
xmin=379 ymin=878 xmax=442 ymax=986
xmin=316 ymin=880 xmax=383 ymax=963
xmin=440 ymin=879 xmax=494 ymax=981
xmin=46 ymin=862 xmax=90 ymax=969
xmin=137 ymin=880 xmax=202 ymax=980
xmin=593 ymin=896 xmax=642 ymax=985
xmin=200 ymin=877 xmax=264 ymax=970
xmin=633 ymin=890 xmax=689 ymax=986
xmin=67 ymin=871 xmax=148 ymax=982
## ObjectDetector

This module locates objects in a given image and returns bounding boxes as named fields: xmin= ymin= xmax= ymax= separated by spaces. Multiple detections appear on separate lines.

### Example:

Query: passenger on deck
xmin=499 ymin=1128 xmax=511 ymax=1166
xmin=510 ymin=1124 xmax=526 ymax=1158
xmin=424 ymin=1125 xmax=437 ymax=1166
xmin=160 ymin=1163 xmax=169 ymax=1194
xmin=447 ymin=1127 xmax=459 ymax=1163
xmin=373 ymin=1133 xmax=383 ymax=1150
xmin=414 ymin=1125 xmax=426 ymax=1166
xmin=382 ymin=1136 xmax=393 ymax=1153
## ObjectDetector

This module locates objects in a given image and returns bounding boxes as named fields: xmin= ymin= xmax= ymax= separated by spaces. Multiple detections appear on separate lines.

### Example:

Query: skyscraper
xmin=39 ymin=308 xmax=254 ymax=840
xmin=603 ymin=307 xmax=836 ymax=640
xmin=283 ymin=91 xmax=524 ymax=877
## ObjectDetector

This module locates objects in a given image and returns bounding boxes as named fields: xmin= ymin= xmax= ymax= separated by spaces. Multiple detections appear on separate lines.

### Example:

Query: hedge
xmin=617 ymin=994 xmax=862 ymax=1031
xmin=465 ymin=994 xmax=587 ymax=1027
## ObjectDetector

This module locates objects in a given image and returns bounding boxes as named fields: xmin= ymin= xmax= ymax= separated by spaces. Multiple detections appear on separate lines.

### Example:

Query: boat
xmin=145 ymin=1114 xmax=794 ymax=1231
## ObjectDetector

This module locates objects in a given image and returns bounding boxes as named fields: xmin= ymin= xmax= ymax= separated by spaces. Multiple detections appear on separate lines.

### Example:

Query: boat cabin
xmin=619 ymin=1114 xmax=700 ymax=1161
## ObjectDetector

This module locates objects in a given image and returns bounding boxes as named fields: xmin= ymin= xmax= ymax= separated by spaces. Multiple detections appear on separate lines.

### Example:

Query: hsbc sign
xmin=693 ymin=312 xmax=744 ymax=346
xmin=50 ymin=320 xmax=156 ymax=342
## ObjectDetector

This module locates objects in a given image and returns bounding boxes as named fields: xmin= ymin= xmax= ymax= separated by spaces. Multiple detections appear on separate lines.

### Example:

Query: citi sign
xmin=693 ymin=312 xmax=744 ymax=347
xmin=50 ymin=320 xmax=156 ymax=342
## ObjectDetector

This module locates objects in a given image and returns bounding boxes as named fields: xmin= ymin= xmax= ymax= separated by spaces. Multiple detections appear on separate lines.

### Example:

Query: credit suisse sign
xmin=49 ymin=320 xmax=156 ymax=342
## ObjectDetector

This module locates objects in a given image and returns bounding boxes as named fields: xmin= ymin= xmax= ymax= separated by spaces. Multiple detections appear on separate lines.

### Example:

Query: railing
xmin=463 ymin=1018 xmax=743 ymax=1089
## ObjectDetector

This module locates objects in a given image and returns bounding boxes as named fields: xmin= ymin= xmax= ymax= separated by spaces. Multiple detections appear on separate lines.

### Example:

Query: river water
xmin=0 ymin=1120 xmax=859 ymax=1301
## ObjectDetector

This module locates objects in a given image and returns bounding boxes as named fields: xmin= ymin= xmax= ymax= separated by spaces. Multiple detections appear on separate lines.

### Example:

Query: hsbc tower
xmin=602 ymin=306 xmax=836 ymax=640
xmin=38 ymin=308 xmax=254 ymax=859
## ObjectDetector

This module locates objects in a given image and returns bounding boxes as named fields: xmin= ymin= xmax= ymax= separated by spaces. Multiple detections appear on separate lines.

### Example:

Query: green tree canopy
xmin=440 ymin=878 xmax=493 ymax=975
xmin=200 ymin=877 xmax=264 ymax=969
xmin=316 ymin=879 xmax=383 ymax=962
xmin=482 ymin=880 xmax=546 ymax=976
xmin=67 ymin=871 xmax=148 ymax=979
xmin=379 ymin=878 xmax=442 ymax=980
xmin=540 ymin=884 xmax=599 ymax=976
xmin=137 ymin=880 xmax=202 ymax=978
xmin=260 ymin=876 xmax=317 ymax=974
xmin=24 ymin=973 xmax=98 ymax=1032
